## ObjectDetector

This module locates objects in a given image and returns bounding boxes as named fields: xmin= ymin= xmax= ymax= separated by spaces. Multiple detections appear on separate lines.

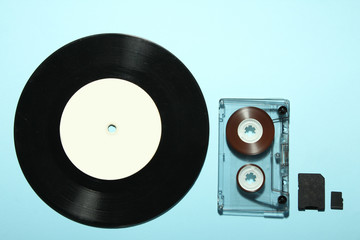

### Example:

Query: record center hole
xmin=108 ymin=124 xmax=117 ymax=133
xmin=245 ymin=125 xmax=256 ymax=136
xmin=245 ymin=172 xmax=256 ymax=184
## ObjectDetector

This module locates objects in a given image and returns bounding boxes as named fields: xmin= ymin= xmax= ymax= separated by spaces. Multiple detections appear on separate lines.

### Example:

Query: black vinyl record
xmin=14 ymin=34 xmax=209 ymax=228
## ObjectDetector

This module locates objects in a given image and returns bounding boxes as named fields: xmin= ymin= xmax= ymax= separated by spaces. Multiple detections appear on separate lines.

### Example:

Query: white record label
xmin=59 ymin=78 xmax=162 ymax=180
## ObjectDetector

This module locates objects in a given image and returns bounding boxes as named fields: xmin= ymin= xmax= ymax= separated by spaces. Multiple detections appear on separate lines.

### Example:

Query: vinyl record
xmin=14 ymin=34 xmax=209 ymax=228
xmin=226 ymin=107 xmax=274 ymax=155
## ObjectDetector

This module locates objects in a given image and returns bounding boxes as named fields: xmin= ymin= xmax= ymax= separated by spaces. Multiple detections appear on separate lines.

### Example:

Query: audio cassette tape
xmin=218 ymin=99 xmax=289 ymax=218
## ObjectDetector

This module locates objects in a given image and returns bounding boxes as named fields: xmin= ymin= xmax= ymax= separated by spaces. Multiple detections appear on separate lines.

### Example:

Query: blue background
xmin=1 ymin=1 xmax=359 ymax=239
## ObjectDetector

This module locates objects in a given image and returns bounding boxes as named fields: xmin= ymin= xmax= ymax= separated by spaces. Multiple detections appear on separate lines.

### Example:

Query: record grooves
xmin=14 ymin=34 xmax=209 ymax=228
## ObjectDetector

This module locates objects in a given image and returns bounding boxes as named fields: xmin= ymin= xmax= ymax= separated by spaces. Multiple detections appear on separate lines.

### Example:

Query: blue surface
xmin=1 ymin=1 xmax=359 ymax=239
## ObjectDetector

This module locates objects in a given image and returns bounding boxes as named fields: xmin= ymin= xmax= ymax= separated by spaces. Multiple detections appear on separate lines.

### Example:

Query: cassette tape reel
xmin=218 ymin=99 xmax=289 ymax=218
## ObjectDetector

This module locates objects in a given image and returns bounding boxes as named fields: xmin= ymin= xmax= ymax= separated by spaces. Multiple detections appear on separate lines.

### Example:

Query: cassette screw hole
xmin=108 ymin=124 xmax=117 ymax=133
xmin=245 ymin=125 xmax=256 ymax=136
xmin=278 ymin=196 xmax=287 ymax=204
xmin=245 ymin=172 xmax=256 ymax=184
xmin=278 ymin=106 xmax=287 ymax=115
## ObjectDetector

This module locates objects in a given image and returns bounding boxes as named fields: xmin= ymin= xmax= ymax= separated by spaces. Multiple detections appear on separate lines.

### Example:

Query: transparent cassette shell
xmin=218 ymin=99 xmax=289 ymax=218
